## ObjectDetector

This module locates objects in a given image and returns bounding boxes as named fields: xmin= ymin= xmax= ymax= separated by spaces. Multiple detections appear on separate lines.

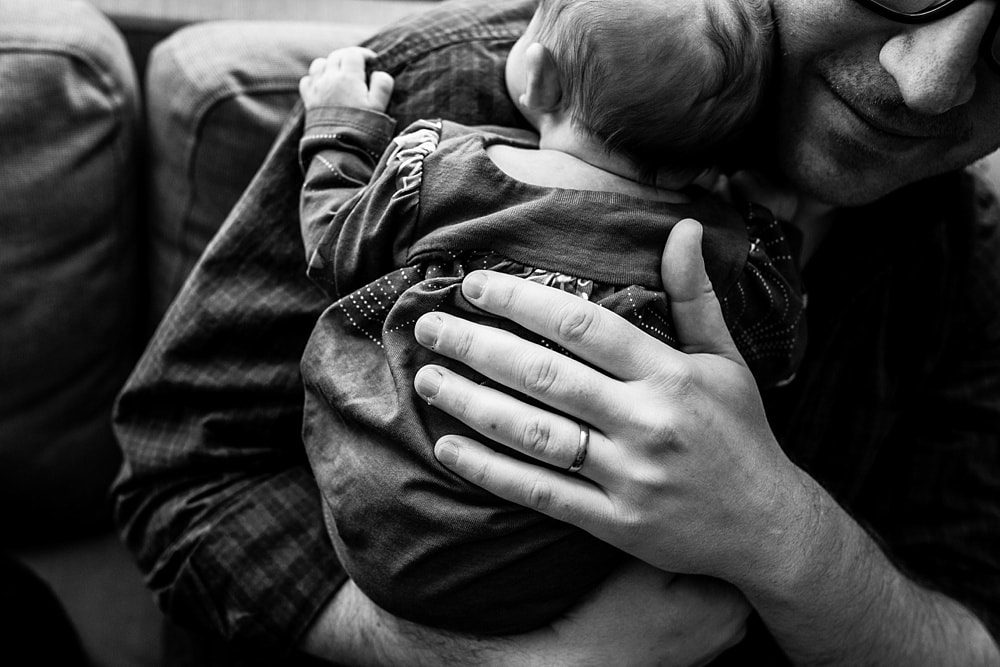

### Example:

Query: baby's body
xmin=298 ymin=0 xmax=802 ymax=635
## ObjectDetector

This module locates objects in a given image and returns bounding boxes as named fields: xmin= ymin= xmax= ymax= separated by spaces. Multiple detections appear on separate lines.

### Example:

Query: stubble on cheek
xmin=766 ymin=13 xmax=883 ymax=202
xmin=786 ymin=31 xmax=1000 ymax=191
xmin=773 ymin=51 xmax=934 ymax=204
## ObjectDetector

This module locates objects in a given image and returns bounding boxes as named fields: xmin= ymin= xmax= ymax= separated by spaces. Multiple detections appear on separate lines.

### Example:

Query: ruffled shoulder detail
xmin=384 ymin=119 xmax=444 ymax=201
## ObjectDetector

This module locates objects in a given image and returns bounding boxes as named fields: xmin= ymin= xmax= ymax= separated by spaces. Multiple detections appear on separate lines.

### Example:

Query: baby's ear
xmin=522 ymin=42 xmax=562 ymax=112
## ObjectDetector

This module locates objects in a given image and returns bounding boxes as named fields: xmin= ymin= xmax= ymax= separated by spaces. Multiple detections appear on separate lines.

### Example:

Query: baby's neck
xmin=503 ymin=26 xmax=691 ymax=200
xmin=485 ymin=139 xmax=689 ymax=203
xmin=535 ymin=121 xmax=647 ymax=184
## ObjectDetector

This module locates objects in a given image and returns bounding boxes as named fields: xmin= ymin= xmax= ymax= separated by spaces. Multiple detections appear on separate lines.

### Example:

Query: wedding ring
xmin=567 ymin=423 xmax=590 ymax=474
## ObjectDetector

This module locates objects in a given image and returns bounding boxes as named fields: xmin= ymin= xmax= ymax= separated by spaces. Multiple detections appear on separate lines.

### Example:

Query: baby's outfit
xmin=299 ymin=107 xmax=806 ymax=634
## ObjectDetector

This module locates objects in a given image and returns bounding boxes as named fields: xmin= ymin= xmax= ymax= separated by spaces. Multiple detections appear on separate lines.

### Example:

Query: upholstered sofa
xmin=1 ymin=1 xmax=431 ymax=664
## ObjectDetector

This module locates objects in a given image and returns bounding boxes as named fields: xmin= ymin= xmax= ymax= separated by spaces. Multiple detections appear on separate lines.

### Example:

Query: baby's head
xmin=507 ymin=0 xmax=773 ymax=182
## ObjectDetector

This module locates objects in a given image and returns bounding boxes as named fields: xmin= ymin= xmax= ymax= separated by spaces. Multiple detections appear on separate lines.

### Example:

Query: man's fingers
xmin=457 ymin=271 xmax=683 ymax=382
xmin=368 ymin=71 xmax=394 ymax=110
xmin=661 ymin=219 xmax=744 ymax=365
xmin=433 ymin=435 xmax=609 ymax=527
xmin=415 ymin=364 xmax=616 ymax=483
xmin=413 ymin=312 xmax=631 ymax=431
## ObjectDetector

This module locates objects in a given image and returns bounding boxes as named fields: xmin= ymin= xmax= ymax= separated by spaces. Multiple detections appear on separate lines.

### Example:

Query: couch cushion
xmin=0 ymin=0 xmax=141 ymax=543
xmin=94 ymin=0 xmax=436 ymax=25
xmin=145 ymin=21 xmax=381 ymax=321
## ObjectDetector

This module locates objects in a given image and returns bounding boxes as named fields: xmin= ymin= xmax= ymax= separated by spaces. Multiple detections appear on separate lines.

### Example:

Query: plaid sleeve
xmin=112 ymin=111 xmax=348 ymax=650
xmin=113 ymin=0 xmax=531 ymax=651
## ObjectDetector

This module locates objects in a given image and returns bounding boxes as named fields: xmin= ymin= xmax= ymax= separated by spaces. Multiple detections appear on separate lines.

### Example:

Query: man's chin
xmin=779 ymin=144 xmax=923 ymax=208
xmin=793 ymin=175 xmax=900 ymax=208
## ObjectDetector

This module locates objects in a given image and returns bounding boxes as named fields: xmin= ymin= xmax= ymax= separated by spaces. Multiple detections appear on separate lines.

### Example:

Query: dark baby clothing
xmin=298 ymin=113 xmax=805 ymax=634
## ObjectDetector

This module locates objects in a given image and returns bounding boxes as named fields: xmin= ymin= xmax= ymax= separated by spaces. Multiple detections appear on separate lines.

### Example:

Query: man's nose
xmin=879 ymin=2 xmax=994 ymax=115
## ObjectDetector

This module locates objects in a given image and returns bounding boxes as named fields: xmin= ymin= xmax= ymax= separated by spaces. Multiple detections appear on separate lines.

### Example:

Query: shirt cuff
xmin=303 ymin=105 xmax=397 ymax=156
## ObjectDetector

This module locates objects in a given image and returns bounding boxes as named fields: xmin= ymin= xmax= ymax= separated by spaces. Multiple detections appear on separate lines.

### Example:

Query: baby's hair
xmin=534 ymin=0 xmax=773 ymax=181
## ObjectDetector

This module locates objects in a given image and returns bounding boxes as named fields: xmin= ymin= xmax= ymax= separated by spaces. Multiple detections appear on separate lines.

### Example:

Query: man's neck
xmin=789 ymin=197 xmax=837 ymax=267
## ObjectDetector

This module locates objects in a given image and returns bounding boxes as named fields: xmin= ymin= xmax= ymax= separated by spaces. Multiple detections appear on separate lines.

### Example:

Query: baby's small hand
xmin=299 ymin=47 xmax=394 ymax=112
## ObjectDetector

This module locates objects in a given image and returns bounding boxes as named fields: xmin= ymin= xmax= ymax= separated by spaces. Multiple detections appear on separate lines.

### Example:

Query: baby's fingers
xmin=337 ymin=46 xmax=377 ymax=76
xmin=308 ymin=57 xmax=326 ymax=75
xmin=368 ymin=71 xmax=394 ymax=111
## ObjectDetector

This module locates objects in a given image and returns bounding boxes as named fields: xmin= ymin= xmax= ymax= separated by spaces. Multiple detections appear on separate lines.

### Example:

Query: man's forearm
xmin=743 ymin=471 xmax=998 ymax=665
xmin=300 ymin=562 xmax=752 ymax=667
xmin=299 ymin=579 xmax=538 ymax=666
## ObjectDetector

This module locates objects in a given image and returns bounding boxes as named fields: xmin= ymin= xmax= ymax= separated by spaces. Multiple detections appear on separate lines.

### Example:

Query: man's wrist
xmin=299 ymin=579 xmax=407 ymax=666
xmin=727 ymin=466 xmax=1000 ymax=664
xmin=733 ymin=462 xmax=837 ymax=603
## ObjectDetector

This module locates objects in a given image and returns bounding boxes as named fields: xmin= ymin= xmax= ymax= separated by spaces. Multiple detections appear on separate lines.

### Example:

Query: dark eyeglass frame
xmin=851 ymin=0 xmax=1000 ymax=73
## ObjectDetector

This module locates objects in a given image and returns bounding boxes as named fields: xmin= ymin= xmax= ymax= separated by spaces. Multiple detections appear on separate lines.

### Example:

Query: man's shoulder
xmin=365 ymin=0 xmax=533 ymax=131
xmin=874 ymin=168 xmax=1000 ymax=252
xmin=847 ymin=170 xmax=1000 ymax=360
xmin=366 ymin=0 xmax=535 ymax=70
xmin=958 ymin=168 xmax=1000 ymax=334
xmin=964 ymin=165 xmax=1000 ymax=238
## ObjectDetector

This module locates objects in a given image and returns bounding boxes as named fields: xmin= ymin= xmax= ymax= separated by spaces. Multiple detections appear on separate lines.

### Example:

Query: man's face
xmin=770 ymin=0 xmax=1000 ymax=205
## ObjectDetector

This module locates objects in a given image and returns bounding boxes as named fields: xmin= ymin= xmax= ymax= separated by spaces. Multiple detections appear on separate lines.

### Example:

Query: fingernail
xmin=414 ymin=313 xmax=442 ymax=349
xmin=435 ymin=440 xmax=460 ymax=467
xmin=414 ymin=367 xmax=442 ymax=401
xmin=463 ymin=272 xmax=487 ymax=300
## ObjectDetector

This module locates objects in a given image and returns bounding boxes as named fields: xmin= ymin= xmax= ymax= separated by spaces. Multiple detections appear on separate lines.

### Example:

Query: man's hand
xmin=410 ymin=219 xmax=805 ymax=584
xmin=299 ymin=47 xmax=394 ymax=113
xmin=408 ymin=219 xmax=1000 ymax=664
xmin=299 ymin=559 xmax=749 ymax=666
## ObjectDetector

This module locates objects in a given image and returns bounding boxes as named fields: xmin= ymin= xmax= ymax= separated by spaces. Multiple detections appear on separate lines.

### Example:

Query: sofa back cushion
xmin=0 ymin=0 xmax=141 ymax=542
xmin=144 ymin=21 xmax=381 ymax=321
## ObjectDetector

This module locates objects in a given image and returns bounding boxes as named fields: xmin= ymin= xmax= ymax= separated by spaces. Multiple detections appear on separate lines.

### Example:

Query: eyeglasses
xmin=852 ymin=0 xmax=1000 ymax=74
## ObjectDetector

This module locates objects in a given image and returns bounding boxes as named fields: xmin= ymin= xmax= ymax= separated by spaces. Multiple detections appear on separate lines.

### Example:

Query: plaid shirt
xmin=112 ymin=0 xmax=1000 ymax=660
